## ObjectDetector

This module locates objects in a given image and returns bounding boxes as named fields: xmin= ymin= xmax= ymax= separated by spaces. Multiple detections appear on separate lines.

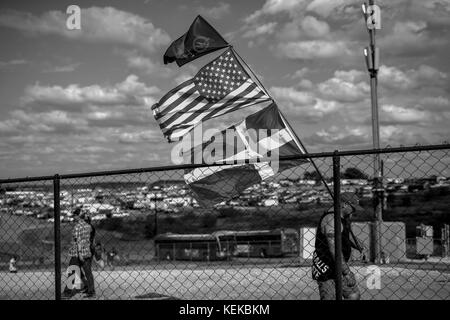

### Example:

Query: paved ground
xmin=1 ymin=265 xmax=449 ymax=300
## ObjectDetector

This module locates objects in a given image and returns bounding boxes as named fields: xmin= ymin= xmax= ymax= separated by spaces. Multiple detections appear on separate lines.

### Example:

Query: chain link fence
xmin=1 ymin=144 xmax=450 ymax=300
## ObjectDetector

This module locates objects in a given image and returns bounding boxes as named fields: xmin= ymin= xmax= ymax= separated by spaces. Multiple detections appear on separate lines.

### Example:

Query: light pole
xmin=362 ymin=0 xmax=383 ymax=263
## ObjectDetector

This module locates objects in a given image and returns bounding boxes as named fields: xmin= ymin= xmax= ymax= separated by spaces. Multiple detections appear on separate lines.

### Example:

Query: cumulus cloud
xmin=22 ymin=74 xmax=160 ymax=111
xmin=270 ymin=86 xmax=315 ymax=106
xmin=10 ymin=109 xmax=89 ymax=133
xmin=420 ymin=96 xmax=450 ymax=111
xmin=306 ymin=0 xmax=357 ymax=18
xmin=381 ymin=104 xmax=431 ymax=124
xmin=379 ymin=64 xmax=448 ymax=90
xmin=306 ymin=126 xmax=369 ymax=146
xmin=42 ymin=62 xmax=80 ymax=73
xmin=245 ymin=0 xmax=306 ymax=23
xmin=243 ymin=22 xmax=278 ymax=38
xmin=301 ymin=15 xmax=330 ymax=38
xmin=379 ymin=21 xmax=447 ymax=55
xmin=276 ymin=40 xmax=352 ymax=60
xmin=198 ymin=3 xmax=231 ymax=20
xmin=270 ymin=86 xmax=342 ymax=122
xmin=118 ymin=130 xmax=159 ymax=144
xmin=0 ymin=7 xmax=171 ymax=52
xmin=0 ymin=59 xmax=28 ymax=69
xmin=318 ymin=70 xmax=370 ymax=102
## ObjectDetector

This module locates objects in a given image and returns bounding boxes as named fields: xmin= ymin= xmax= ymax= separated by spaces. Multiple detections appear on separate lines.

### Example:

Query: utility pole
xmin=362 ymin=0 xmax=383 ymax=263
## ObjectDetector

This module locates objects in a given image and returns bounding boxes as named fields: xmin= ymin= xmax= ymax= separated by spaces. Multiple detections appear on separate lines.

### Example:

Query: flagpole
xmin=278 ymin=111 xmax=334 ymax=200
xmin=232 ymin=47 xmax=335 ymax=200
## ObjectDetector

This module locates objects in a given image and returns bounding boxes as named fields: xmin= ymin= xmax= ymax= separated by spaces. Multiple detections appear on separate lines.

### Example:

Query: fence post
xmin=333 ymin=151 xmax=343 ymax=300
xmin=53 ymin=174 xmax=61 ymax=300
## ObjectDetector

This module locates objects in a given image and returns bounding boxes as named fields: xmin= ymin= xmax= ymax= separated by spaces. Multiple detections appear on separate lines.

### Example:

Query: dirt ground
xmin=1 ymin=265 xmax=449 ymax=300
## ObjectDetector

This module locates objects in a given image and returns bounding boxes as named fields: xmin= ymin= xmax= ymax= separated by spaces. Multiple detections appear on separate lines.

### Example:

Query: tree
xmin=342 ymin=167 xmax=369 ymax=180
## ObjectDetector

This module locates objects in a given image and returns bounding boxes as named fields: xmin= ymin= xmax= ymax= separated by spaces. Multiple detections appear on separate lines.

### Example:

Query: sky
xmin=0 ymin=0 xmax=449 ymax=178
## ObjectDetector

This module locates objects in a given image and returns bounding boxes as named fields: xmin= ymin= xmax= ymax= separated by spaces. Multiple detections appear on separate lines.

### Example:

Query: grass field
xmin=1 ymin=265 xmax=449 ymax=300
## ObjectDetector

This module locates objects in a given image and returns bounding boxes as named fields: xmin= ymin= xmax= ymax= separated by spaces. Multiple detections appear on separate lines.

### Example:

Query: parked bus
xmin=155 ymin=232 xmax=233 ymax=261
xmin=216 ymin=228 xmax=299 ymax=258
xmin=155 ymin=229 xmax=299 ymax=261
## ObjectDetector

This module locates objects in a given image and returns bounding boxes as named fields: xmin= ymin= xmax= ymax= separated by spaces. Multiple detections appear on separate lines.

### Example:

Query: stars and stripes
xmin=152 ymin=49 xmax=271 ymax=142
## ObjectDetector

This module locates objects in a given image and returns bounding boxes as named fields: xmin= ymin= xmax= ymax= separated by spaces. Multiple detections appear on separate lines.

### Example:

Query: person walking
xmin=9 ymin=256 xmax=18 ymax=273
xmin=62 ymin=208 xmax=96 ymax=299
xmin=312 ymin=192 xmax=363 ymax=300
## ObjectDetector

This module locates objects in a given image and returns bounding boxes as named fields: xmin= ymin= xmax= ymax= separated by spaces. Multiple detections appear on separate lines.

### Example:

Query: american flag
xmin=152 ymin=49 xmax=271 ymax=142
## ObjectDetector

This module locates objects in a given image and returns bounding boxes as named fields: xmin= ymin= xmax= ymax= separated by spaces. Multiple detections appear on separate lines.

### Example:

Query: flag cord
xmin=231 ymin=46 xmax=335 ymax=201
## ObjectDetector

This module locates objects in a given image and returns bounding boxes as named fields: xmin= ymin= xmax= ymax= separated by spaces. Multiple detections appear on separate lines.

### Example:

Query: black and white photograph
xmin=0 ymin=0 xmax=449 ymax=309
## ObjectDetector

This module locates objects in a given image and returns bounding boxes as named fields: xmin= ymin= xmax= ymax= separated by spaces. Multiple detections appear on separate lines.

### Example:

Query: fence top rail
xmin=0 ymin=143 xmax=449 ymax=184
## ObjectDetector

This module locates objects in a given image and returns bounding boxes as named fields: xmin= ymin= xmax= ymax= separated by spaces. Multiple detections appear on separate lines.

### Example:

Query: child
xmin=9 ymin=256 xmax=18 ymax=273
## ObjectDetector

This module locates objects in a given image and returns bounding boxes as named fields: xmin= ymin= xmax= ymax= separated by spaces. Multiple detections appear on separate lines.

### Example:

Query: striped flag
xmin=152 ymin=49 xmax=271 ymax=142
xmin=183 ymin=103 xmax=309 ymax=207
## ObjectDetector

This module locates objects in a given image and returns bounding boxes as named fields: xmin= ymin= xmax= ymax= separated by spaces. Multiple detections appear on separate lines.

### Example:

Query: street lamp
xmin=362 ymin=0 xmax=383 ymax=264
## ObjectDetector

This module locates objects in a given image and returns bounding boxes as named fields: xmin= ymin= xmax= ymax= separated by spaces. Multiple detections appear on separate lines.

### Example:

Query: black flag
xmin=163 ymin=15 xmax=229 ymax=67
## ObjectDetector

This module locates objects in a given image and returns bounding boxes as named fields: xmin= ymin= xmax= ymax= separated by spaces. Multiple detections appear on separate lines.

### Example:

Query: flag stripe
xmin=159 ymin=82 xmax=269 ymax=139
xmin=155 ymin=83 xmax=197 ymax=118
xmin=156 ymin=81 xmax=193 ymax=110
xmin=170 ymin=82 xmax=262 ymax=132
xmin=159 ymin=97 xmax=208 ymax=131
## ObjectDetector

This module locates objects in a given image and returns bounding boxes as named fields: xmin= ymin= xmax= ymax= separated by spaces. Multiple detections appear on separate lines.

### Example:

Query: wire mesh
xmin=0 ymin=145 xmax=449 ymax=300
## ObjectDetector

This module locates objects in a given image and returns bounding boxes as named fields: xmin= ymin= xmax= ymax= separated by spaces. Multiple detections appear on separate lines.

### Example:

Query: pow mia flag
xmin=163 ymin=15 xmax=229 ymax=67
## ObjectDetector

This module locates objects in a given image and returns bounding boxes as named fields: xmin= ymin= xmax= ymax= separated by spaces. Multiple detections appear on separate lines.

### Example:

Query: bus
xmin=154 ymin=229 xmax=299 ymax=261
xmin=216 ymin=229 xmax=299 ymax=258
xmin=155 ymin=232 xmax=234 ymax=261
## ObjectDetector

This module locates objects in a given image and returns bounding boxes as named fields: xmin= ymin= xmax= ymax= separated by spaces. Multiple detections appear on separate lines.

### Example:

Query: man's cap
xmin=341 ymin=192 xmax=363 ymax=211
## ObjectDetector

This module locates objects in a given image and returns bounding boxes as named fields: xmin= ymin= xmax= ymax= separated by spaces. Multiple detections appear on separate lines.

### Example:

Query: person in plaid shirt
xmin=63 ymin=208 xmax=96 ymax=298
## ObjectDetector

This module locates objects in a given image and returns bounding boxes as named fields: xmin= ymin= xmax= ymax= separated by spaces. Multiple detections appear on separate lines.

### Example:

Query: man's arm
xmin=322 ymin=214 xmax=351 ymax=275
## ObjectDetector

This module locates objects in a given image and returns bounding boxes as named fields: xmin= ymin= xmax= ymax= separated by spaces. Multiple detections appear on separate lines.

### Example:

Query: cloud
xmin=245 ymin=0 xmax=306 ymax=23
xmin=291 ymin=67 xmax=310 ymax=79
xmin=22 ymin=74 xmax=160 ymax=111
xmin=318 ymin=70 xmax=370 ymax=102
xmin=270 ymin=86 xmax=342 ymax=122
xmin=379 ymin=21 xmax=447 ymax=56
xmin=0 ymin=119 xmax=20 ymax=133
xmin=0 ymin=59 xmax=28 ymax=69
xmin=379 ymin=64 xmax=448 ymax=90
xmin=276 ymin=40 xmax=352 ymax=60
xmin=381 ymin=104 xmax=431 ymax=124
xmin=118 ymin=130 xmax=159 ymax=144
xmin=0 ymin=7 xmax=171 ymax=53
xmin=300 ymin=15 xmax=330 ymax=38
xmin=270 ymin=86 xmax=315 ymax=106
xmin=243 ymin=22 xmax=278 ymax=38
xmin=306 ymin=126 xmax=369 ymax=146
xmin=306 ymin=0 xmax=356 ymax=18
xmin=420 ymin=96 xmax=450 ymax=111
xmin=198 ymin=3 xmax=231 ymax=20
xmin=42 ymin=62 xmax=80 ymax=73
xmin=10 ymin=109 xmax=89 ymax=133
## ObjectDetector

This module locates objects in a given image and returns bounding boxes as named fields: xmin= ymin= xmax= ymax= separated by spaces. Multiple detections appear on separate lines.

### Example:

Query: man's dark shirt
xmin=312 ymin=211 xmax=352 ymax=281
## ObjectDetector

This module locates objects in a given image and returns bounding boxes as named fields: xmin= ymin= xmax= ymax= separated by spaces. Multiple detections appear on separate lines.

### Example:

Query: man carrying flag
xmin=153 ymin=49 xmax=271 ymax=142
